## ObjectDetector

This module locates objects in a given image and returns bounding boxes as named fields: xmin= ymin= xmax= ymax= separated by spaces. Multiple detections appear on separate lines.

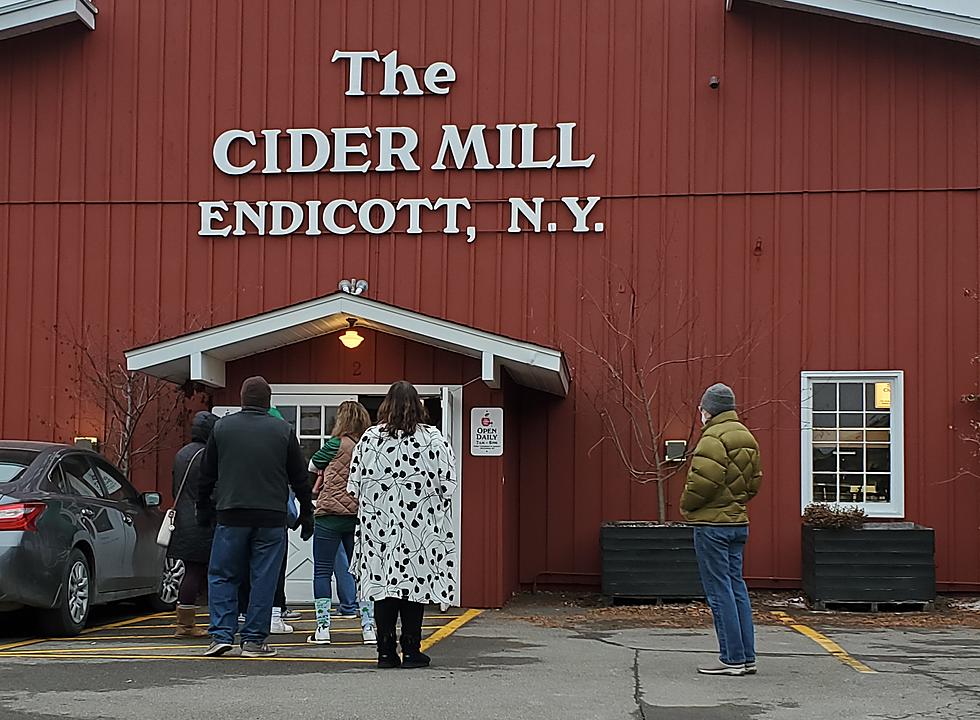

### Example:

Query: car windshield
xmin=0 ymin=450 xmax=40 ymax=484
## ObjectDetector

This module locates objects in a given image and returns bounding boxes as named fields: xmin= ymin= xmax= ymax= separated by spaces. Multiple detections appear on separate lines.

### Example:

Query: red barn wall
xmin=1 ymin=0 xmax=979 ymax=592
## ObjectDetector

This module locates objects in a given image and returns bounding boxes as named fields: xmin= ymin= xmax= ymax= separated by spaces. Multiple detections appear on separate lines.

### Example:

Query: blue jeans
xmin=313 ymin=522 xmax=361 ymax=618
xmin=208 ymin=525 xmax=287 ymax=645
xmin=334 ymin=544 xmax=357 ymax=615
xmin=693 ymin=525 xmax=756 ymax=665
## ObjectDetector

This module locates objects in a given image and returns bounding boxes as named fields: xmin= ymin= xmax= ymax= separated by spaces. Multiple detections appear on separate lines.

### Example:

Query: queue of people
xmin=164 ymin=376 xmax=458 ymax=668
xmin=165 ymin=375 xmax=758 ymax=675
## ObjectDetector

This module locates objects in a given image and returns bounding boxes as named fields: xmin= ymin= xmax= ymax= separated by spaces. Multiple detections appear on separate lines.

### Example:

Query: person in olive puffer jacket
xmin=681 ymin=383 xmax=762 ymax=677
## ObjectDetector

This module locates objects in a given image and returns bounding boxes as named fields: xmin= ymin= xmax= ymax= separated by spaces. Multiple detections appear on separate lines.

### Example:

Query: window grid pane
xmin=809 ymin=380 xmax=895 ymax=507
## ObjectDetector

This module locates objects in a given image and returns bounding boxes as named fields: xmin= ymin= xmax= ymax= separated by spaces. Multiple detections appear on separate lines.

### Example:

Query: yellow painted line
xmin=0 ymin=612 xmax=168 ymax=654
xmin=113 ymin=621 xmax=447 ymax=629
xmin=75 ymin=624 xmax=448 ymax=638
xmin=771 ymin=611 xmax=875 ymax=674
xmin=0 ymin=652 xmax=377 ymax=664
xmin=420 ymin=609 xmax=482 ymax=652
xmin=2 ymin=641 xmax=370 ymax=653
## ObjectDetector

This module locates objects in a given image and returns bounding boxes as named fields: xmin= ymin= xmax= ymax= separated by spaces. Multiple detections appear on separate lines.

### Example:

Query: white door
xmin=441 ymin=386 xmax=464 ymax=606
xmin=274 ymin=394 xmax=357 ymax=604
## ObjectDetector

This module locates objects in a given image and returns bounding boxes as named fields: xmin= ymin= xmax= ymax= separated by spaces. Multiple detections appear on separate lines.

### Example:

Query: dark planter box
xmin=600 ymin=522 xmax=704 ymax=601
xmin=802 ymin=523 xmax=936 ymax=606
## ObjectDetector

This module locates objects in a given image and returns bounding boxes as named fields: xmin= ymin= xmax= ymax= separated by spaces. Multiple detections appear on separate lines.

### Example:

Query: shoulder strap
xmin=173 ymin=447 xmax=205 ymax=505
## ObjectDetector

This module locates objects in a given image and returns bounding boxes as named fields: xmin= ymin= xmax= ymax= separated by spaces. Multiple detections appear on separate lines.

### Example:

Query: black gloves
xmin=300 ymin=516 xmax=314 ymax=542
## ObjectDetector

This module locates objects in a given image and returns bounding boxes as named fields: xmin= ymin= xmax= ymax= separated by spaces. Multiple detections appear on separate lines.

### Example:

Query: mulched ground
xmin=500 ymin=591 xmax=980 ymax=630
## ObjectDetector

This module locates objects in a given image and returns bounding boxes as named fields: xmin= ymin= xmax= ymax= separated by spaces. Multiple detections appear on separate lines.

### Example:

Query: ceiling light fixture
xmin=339 ymin=317 xmax=364 ymax=349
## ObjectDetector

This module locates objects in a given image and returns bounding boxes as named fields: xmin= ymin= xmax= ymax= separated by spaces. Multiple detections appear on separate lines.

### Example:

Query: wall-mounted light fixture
xmin=338 ymin=278 xmax=369 ymax=296
xmin=74 ymin=436 xmax=100 ymax=452
xmin=339 ymin=317 xmax=364 ymax=349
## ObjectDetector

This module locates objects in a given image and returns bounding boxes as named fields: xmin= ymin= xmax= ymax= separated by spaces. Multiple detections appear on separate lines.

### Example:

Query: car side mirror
xmin=142 ymin=492 xmax=162 ymax=508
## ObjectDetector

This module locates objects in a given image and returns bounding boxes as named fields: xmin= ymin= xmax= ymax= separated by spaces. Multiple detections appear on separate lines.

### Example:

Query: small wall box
xmin=665 ymin=440 xmax=687 ymax=461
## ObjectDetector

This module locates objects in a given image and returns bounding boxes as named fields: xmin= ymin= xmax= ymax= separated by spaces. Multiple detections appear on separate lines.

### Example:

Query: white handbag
xmin=156 ymin=448 xmax=205 ymax=548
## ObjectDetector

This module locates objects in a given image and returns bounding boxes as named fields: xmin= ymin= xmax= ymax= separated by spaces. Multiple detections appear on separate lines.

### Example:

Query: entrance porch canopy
xmin=125 ymin=293 xmax=569 ymax=396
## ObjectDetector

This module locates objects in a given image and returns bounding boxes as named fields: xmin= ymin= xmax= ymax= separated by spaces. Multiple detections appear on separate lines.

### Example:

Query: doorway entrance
xmin=269 ymin=384 xmax=463 ymax=606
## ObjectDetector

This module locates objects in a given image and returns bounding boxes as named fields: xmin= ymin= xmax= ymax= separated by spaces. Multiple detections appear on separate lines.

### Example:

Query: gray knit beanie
xmin=700 ymin=383 xmax=736 ymax=417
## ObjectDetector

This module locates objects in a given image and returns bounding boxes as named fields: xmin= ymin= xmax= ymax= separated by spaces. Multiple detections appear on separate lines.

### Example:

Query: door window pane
xmin=300 ymin=406 xmax=322 ymax=436
xmin=299 ymin=438 xmax=322 ymax=460
xmin=277 ymin=405 xmax=297 ymax=432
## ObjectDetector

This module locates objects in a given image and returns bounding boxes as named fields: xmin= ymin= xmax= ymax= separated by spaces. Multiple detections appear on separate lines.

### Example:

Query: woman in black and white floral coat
xmin=347 ymin=381 xmax=458 ymax=669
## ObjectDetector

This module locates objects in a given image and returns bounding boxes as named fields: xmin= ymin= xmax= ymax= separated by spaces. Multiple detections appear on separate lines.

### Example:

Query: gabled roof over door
xmin=125 ymin=293 xmax=570 ymax=397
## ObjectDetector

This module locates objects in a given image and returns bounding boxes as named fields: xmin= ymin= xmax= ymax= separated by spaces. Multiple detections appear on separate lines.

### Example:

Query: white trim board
xmin=0 ymin=0 xmax=96 ymax=41
xmin=730 ymin=0 xmax=980 ymax=45
xmin=125 ymin=293 xmax=569 ymax=396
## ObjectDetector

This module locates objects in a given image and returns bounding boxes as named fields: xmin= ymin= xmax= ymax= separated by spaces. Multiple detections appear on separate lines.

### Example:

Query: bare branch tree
xmin=566 ymin=258 xmax=767 ymax=523
xmin=58 ymin=324 xmax=200 ymax=476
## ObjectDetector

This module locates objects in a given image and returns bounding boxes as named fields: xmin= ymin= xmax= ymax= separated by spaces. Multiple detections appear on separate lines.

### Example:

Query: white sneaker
xmin=269 ymin=617 xmax=294 ymax=635
xmin=362 ymin=624 xmax=377 ymax=645
xmin=307 ymin=626 xmax=331 ymax=645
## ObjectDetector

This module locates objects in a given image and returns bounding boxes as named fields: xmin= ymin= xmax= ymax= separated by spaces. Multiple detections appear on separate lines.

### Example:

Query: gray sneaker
xmin=204 ymin=641 xmax=233 ymax=657
xmin=744 ymin=662 xmax=757 ymax=675
xmin=697 ymin=661 xmax=746 ymax=676
xmin=241 ymin=641 xmax=277 ymax=658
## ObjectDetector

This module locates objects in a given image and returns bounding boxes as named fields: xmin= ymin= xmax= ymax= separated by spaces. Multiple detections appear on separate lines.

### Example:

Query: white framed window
xmin=800 ymin=371 xmax=904 ymax=518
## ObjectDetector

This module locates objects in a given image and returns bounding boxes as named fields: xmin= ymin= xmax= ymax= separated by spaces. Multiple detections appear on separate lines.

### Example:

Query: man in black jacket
xmin=197 ymin=376 xmax=314 ymax=658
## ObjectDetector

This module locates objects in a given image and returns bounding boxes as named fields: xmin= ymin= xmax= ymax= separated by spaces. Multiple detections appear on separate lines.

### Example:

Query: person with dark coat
xmin=197 ymin=376 xmax=314 ymax=658
xmin=169 ymin=411 xmax=218 ymax=638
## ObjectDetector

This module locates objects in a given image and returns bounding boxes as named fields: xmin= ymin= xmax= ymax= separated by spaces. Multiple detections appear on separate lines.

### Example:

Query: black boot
xmin=399 ymin=600 xmax=430 ymax=668
xmin=400 ymin=637 xmax=430 ymax=668
xmin=377 ymin=629 xmax=401 ymax=669
xmin=375 ymin=599 xmax=401 ymax=669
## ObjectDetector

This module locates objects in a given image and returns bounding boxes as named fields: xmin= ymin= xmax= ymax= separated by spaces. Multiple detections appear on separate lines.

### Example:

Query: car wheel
xmin=38 ymin=549 xmax=91 ymax=636
xmin=146 ymin=557 xmax=183 ymax=612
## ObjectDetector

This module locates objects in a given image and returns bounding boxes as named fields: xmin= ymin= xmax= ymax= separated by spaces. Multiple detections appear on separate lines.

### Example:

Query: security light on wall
xmin=339 ymin=317 xmax=365 ymax=349
xmin=664 ymin=439 xmax=687 ymax=462
xmin=338 ymin=278 xmax=369 ymax=296
xmin=74 ymin=436 xmax=99 ymax=452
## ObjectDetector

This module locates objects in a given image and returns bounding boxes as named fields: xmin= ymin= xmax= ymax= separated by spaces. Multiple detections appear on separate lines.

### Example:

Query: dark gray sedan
xmin=0 ymin=441 xmax=180 ymax=635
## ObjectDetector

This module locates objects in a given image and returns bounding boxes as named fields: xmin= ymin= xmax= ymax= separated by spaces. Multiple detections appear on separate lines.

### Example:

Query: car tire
xmin=145 ymin=557 xmax=184 ymax=612
xmin=38 ymin=549 xmax=91 ymax=637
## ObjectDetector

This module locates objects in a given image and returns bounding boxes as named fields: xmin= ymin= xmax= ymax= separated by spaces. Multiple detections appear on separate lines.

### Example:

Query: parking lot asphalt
xmin=1 ymin=607 xmax=978 ymax=720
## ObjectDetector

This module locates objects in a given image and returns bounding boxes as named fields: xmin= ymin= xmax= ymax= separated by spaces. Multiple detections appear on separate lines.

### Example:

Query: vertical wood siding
xmin=1 ymin=0 xmax=979 ymax=591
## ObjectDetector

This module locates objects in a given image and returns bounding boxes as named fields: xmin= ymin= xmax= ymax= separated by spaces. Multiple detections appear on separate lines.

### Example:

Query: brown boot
xmin=174 ymin=605 xmax=208 ymax=638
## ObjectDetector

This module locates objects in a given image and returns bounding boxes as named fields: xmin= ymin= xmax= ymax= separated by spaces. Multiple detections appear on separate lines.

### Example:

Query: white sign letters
xmin=199 ymin=50 xmax=604 ymax=243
